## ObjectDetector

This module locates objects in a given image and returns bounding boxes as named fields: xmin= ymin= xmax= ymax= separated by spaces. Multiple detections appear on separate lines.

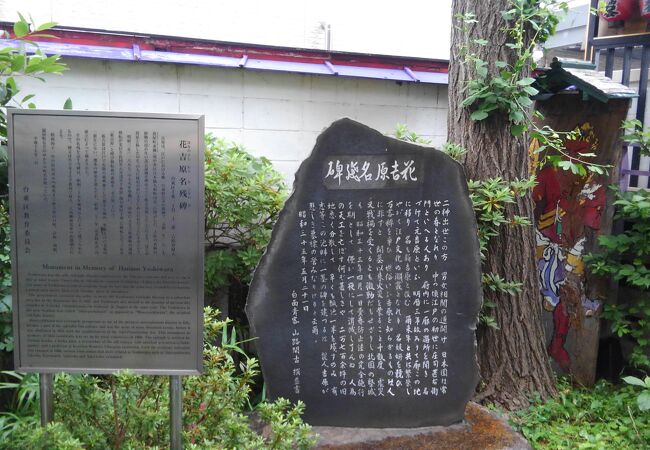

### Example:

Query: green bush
xmin=203 ymin=135 xmax=288 ymax=294
xmin=510 ymin=378 xmax=650 ymax=449
xmin=6 ymin=422 xmax=83 ymax=450
xmin=585 ymin=189 xmax=650 ymax=369
xmin=0 ymin=308 xmax=316 ymax=449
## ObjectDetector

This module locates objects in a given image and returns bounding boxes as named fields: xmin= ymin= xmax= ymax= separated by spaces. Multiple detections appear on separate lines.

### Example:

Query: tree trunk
xmin=447 ymin=0 xmax=557 ymax=408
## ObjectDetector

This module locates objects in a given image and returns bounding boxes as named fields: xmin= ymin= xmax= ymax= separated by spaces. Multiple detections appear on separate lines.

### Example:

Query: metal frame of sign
xmin=8 ymin=109 xmax=205 ymax=375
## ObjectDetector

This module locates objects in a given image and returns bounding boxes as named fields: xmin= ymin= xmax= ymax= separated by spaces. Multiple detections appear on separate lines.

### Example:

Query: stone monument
xmin=246 ymin=118 xmax=481 ymax=428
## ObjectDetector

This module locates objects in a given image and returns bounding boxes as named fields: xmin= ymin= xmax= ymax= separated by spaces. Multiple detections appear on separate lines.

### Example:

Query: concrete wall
xmin=17 ymin=58 xmax=448 ymax=183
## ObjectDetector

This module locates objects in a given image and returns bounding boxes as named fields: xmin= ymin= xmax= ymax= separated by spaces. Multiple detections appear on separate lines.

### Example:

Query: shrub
xmin=510 ymin=378 xmax=650 ymax=449
xmin=0 ymin=308 xmax=316 ymax=449
xmin=585 ymin=189 xmax=650 ymax=369
xmin=203 ymin=135 xmax=288 ymax=294
xmin=5 ymin=422 xmax=83 ymax=450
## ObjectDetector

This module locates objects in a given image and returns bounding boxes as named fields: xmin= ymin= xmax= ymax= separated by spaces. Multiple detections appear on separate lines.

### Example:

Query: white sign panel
xmin=8 ymin=110 xmax=204 ymax=374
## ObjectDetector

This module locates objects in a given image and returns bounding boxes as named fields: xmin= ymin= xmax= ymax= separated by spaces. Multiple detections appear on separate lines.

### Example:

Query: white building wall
xmin=17 ymin=58 xmax=448 ymax=182
xmin=0 ymin=0 xmax=451 ymax=59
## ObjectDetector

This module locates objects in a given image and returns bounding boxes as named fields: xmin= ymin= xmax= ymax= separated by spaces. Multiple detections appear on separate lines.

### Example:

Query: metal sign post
xmin=39 ymin=373 xmax=54 ymax=426
xmin=170 ymin=375 xmax=183 ymax=450
xmin=8 ymin=109 xmax=204 ymax=444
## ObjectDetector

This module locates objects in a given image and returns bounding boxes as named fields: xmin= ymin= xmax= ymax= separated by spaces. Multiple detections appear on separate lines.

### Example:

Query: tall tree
xmin=447 ymin=0 xmax=557 ymax=408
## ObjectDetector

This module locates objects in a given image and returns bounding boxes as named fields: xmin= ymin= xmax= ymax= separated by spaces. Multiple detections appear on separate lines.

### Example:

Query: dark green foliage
xmin=203 ymin=135 xmax=288 ymax=293
xmin=586 ymin=189 xmax=650 ymax=369
xmin=0 ymin=308 xmax=316 ymax=449
xmin=510 ymin=378 xmax=650 ymax=449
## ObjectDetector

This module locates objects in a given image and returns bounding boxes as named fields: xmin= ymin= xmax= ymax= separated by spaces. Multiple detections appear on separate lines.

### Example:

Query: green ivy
xmin=466 ymin=175 xmax=531 ymax=329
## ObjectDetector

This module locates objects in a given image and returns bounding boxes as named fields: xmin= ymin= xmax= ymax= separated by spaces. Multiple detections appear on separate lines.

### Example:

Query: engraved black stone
xmin=246 ymin=119 xmax=481 ymax=428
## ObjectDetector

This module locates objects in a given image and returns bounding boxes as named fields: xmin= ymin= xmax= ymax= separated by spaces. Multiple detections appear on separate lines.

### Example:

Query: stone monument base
xmin=313 ymin=402 xmax=531 ymax=450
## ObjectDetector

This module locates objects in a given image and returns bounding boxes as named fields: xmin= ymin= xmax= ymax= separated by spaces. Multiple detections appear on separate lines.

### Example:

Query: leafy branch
xmin=621 ymin=119 xmax=650 ymax=157
xmin=456 ymin=1 xmax=608 ymax=176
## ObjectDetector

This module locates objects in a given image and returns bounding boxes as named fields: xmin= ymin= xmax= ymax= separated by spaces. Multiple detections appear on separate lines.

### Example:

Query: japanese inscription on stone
xmin=8 ymin=110 xmax=204 ymax=374
xmin=246 ymin=119 xmax=481 ymax=427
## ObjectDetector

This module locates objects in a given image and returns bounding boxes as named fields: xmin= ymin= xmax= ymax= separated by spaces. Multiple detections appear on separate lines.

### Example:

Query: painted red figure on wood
xmin=532 ymin=123 xmax=605 ymax=370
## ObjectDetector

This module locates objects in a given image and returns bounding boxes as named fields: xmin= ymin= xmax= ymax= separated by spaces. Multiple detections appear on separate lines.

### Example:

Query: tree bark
xmin=448 ymin=0 xmax=557 ymax=408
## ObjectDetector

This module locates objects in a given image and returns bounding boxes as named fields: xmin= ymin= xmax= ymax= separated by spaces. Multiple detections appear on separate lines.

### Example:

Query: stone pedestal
xmin=313 ymin=402 xmax=531 ymax=450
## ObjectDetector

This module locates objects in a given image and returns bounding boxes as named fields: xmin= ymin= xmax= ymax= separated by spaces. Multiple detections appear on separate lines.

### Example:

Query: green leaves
xmin=457 ymin=0 xmax=598 ymax=180
xmin=622 ymin=376 xmax=650 ymax=389
xmin=510 ymin=378 xmax=650 ymax=448
xmin=466 ymin=175 xmax=533 ymax=328
xmin=516 ymin=77 xmax=536 ymax=86
xmin=483 ymin=272 xmax=522 ymax=295
xmin=470 ymin=110 xmax=489 ymax=121
xmin=468 ymin=175 xmax=534 ymax=261
xmin=35 ymin=22 xmax=57 ymax=32
xmin=621 ymin=118 xmax=650 ymax=157
xmin=586 ymin=188 xmax=650 ymax=370
xmin=458 ymin=0 xmax=556 ymax=127
xmin=1 ymin=309 xmax=317 ymax=449
xmin=0 ymin=15 xmax=69 ymax=352
xmin=622 ymin=377 xmax=650 ymax=411
xmin=203 ymin=135 xmax=287 ymax=291
xmin=439 ymin=142 xmax=467 ymax=160
xmin=511 ymin=123 xmax=526 ymax=137
xmin=12 ymin=20 xmax=29 ymax=38
xmin=639 ymin=392 xmax=650 ymax=411
xmin=522 ymin=85 xmax=538 ymax=96
xmin=393 ymin=123 xmax=432 ymax=145
xmin=532 ymin=125 xmax=609 ymax=175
